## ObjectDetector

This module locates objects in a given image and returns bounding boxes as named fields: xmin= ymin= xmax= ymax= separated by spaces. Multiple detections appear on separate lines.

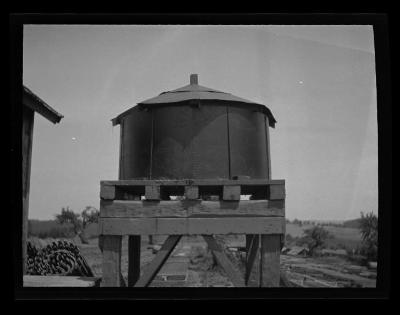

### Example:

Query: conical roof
xmin=112 ymin=74 xmax=276 ymax=127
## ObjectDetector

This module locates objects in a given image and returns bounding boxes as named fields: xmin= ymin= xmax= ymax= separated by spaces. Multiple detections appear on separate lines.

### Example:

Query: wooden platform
xmin=99 ymin=179 xmax=285 ymax=287
xmin=99 ymin=179 xmax=285 ymax=235
xmin=23 ymin=275 xmax=101 ymax=287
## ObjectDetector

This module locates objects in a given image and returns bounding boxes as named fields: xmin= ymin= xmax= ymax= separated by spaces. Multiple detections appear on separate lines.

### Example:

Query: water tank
xmin=112 ymin=74 xmax=276 ymax=180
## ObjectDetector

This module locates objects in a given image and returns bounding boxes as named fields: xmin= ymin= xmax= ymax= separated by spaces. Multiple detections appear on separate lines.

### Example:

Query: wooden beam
xmin=260 ymin=234 xmax=281 ymax=287
xmin=145 ymin=185 xmax=160 ymax=200
xmin=184 ymin=186 xmax=199 ymax=199
xmin=22 ymin=106 xmax=34 ymax=275
xmin=101 ymin=179 xmax=285 ymax=187
xmin=99 ymin=217 xmax=286 ymax=235
xmin=100 ymin=185 xmax=116 ymax=200
xmin=245 ymin=235 xmax=259 ymax=286
xmin=101 ymin=235 xmax=122 ymax=287
xmin=269 ymin=184 xmax=285 ymax=200
xmin=202 ymin=235 xmax=244 ymax=287
xmin=245 ymin=235 xmax=253 ymax=253
xmin=128 ymin=235 xmax=141 ymax=286
xmin=23 ymin=87 xmax=63 ymax=124
xmin=100 ymin=200 xmax=285 ymax=218
xmin=135 ymin=235 xmax=181 ymax=287
xmin=223 ymin=185 xmax=241 ymax=200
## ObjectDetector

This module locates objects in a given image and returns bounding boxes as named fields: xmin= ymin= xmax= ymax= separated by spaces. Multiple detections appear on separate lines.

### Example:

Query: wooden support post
xmin=100 ymin=185 xmax=116 ymax=200
xmin=223 ymin=185 xmax=241 ymax=201
xmin=101 ymin=235 xmax=122 ymax=287
xmin=128 ymin=235 xmax=141 ymax=286
xmin=260 ymin=234 xmax=281 ymax=287
xmin=245 ymin=234 xmax=253 ymax=256
xmin=245 ymin=234 xmax=259 ymax=286
xmin=185 ymin=186 xmax=199 ymax=200
xmin=269 ymin=184 xmax=285 ymax=200
xmin=203 ymin=235 xmax=245 ymax=287
xmin=22 ymin=107 xmax=34 ymax=275
xmin=145 ymin=185 xmax=160 ymax=200
xmin=135 ymin=235 xmax=181 ymax=287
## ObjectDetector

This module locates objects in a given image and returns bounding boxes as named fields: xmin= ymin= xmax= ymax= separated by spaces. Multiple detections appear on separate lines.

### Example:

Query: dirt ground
xmin=77 ymin=235 xmax=376 ymax=288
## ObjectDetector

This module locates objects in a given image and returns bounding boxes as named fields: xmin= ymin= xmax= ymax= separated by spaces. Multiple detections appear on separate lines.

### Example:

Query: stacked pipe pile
xmin=26 ymin=239 xmax=94 ymax=277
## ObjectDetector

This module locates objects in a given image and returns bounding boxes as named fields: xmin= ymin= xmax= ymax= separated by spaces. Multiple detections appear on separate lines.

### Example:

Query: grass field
xmin=286 ymin=223 xmax=362 ymax=250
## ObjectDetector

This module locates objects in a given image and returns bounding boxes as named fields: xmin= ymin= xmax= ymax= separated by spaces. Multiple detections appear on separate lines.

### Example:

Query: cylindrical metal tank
xmin=113 ymin=75 xmax=276 ymax=181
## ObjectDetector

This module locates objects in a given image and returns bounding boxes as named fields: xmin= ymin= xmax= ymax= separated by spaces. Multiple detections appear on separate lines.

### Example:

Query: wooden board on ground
xmin=23 ymin=275 xmax=101 ymax=287
xmin=100 ymin=200 xmax=284 ymax=218
xmin=99 ymin=217 xmax=285 ymax=235
xmin=291 ymin=264 xmax=376 ymax=287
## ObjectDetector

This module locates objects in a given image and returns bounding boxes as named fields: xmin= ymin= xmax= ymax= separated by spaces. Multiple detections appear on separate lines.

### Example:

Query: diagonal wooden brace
xmin=245 ymin=234 xmax=260 ymax=285
xmin=134 ymin=235 xmax=182 ymax=287
xmin=202 ymin=235 xmax=245 ymax=287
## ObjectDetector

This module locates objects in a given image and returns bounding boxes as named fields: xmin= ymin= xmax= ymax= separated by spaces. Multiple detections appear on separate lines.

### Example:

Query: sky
xmin=23 ymin=25 xmax=378 ymax=221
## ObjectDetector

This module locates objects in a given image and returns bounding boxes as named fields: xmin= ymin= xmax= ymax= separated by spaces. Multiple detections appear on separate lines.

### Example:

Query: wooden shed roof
xmin=23 ymin=86 xmax=64 ymax=124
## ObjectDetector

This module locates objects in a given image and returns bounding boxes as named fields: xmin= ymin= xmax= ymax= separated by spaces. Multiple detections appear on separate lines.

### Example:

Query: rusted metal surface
xmin=115 ymin=75 xmax=275 ymax=181
xmin=119 ymin=106 xmax=152 ymax=179
xmin=118 ymin=103 xmax=271 ymax=180
xmin=151 ymin=105 xmax=193 ymax=179
xmin=228 ymin=105 xmax=269 ymax=179
xmin=191 ymin=104 xmax=230 ymax=179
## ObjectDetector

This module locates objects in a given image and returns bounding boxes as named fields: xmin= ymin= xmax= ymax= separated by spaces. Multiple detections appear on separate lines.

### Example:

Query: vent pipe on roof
xmin=190 ymin=74 xmax=198 ymax=85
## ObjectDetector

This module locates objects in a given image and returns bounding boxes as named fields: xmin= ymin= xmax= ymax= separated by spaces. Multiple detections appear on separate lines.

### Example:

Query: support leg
xmin=245 ymin=234 xmax=259 ymax=286
xmin=245 ymin=235 xmax=253 ymax=253
xmin=101 ymin=235 xmax=122 ymax=287
xmin=128 ymin=235 xmax=141 ymax=286
xmin=260 ymin=234 xmax=281 ymax=287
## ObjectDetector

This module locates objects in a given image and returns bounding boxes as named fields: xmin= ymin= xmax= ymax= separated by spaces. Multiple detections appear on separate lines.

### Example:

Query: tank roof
xmin=112 ymin=74 xmax=276 ymax=127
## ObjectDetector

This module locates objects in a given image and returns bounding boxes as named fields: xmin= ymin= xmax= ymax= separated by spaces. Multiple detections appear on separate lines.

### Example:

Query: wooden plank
xmin=269 ymin=184 xmax=285 ymax=200
xmin=22 ymin=106 xmax=34 ymax=275
xmin=223 ymin=185 xmax=241 ymax=200
xmin=128 ymin=235 xmax=141 ymax=286
xmin=135 ymin=235 xmax=181 ymax=287
xmin=245 ymin=235 xmax=259 ymax=286
xmin=260 ymin=234 xmax=281 ymax=287
xmin=245 ymin=235 xmax=253 ymax=253
xmin=145 ymin=185 xmax=160 ymax=200
xmin=100 ymin=185 xmax=116 ymax=200
xmin=202 ymin=235 xmax=244 ymax=287
xmin=23 ymin=87 xmax=63 ymax=124
xmin=101 ymin=235 xmax=122 ymax=287
xmin=184 ymin=185 xmax=199 ymax=199
xmin=23 ymin=276 xmax=100 ymax=287
xmin=101 ymin=179 xmax=285 ymax=187
xmin=100 ymin=200 xmax=285 ymax=218
xmin=99 ymin=217 xmax=285 ymax=235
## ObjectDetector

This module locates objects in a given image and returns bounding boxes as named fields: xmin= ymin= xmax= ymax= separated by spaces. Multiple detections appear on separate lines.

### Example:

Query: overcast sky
xmin=23 ymin=25 xmax=377 ymax=221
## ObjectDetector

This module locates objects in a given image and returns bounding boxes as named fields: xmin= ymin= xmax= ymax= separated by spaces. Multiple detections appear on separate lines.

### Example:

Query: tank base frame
xmin=99 ymin=179 xmax=285 ymax=287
